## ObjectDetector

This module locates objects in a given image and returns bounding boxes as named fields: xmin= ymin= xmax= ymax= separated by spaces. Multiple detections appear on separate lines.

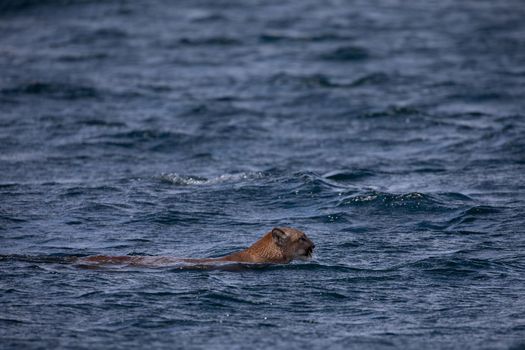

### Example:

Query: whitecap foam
xmin=159 ymin=172 xmax=264 ymax=186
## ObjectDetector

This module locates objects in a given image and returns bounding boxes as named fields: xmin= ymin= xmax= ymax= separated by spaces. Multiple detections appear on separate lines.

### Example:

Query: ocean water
xmin=1 ymin=0 xmax=525 ymax=349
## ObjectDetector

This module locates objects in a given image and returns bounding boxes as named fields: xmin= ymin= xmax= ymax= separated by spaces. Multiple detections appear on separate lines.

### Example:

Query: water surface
xmin=1 ymin=1 xmax=525 ymax=349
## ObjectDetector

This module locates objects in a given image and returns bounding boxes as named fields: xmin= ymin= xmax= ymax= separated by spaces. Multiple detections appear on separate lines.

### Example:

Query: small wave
xmin=339 ymin=241 xmax=361 ymax=248
xmin=1 ymin=81 xmax=99 ymax=100
xmin=323 ymin=169 xmax=375 ymax=182
xmin=268 ymin=72 xmax=390 ymax=90
xmin=0 ymin=317 xmax=27 ymax=325
xmin=136 ymin=83 xmax=174 ymax=93
xmin=177 ymin=36 xmax=241 ymax=46
xmin=0 ymin=214 xmax=27 ymax=223
xmin=262 ymin=262 xmax=374 ymax=273
xmin=359 ymin=106 xmax=423 ymax=119
xmin=76 ymin=119 xmax=126 ymax=127
xmin=321 ymin=46 xmax=370 ymax=61
xmin=307 ymin=212 xmax=352 ymax=224
xmin=259 ymin=32 xmax=349 ymax=43
xmin=107 ymin=130 xmax=185 ymax=140
xmin=199 ymin=290 xmax=261 ymax=306
xmin=0 ymin=0 xmax=64 ymax=12
xmin=463 ymin=205 xmax=501 ymax=215
xmin=57 ymin=52 xmax=109 ymax=62
xmin=292 ymin=171 xmax=352 ymax=190
xmin=59 ymin=185 xmax=122 ymax=198
xmin=407 ymin=255 xmax=515 ymax=278
xmin=87 ymin=129 xmax=196 ymax=151
xmin=269 ymin=73 xmax=339 ymax=89
xmin=66 ymin=28 xmax=129 ymax=45
xmin=438 ymin=192 xmax=474 ymax=202
xmin=159 ymin=172 xmax=264 ymax=186
xmin=349 ymin=73 xmax=390 ymax=86
xmin=338 ymin=191 xmax=440 ymax=210
xmin=445 ymin=205 xmax=503 ymax=227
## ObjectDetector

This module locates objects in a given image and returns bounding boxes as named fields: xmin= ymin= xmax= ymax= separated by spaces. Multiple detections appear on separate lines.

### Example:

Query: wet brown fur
xmin=80 ymin=227 xmax=314 ymax=267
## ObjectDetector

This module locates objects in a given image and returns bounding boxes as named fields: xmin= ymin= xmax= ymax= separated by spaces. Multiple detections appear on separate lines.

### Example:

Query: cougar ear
xmin=271 ymin=228 xmax=288 ymax=246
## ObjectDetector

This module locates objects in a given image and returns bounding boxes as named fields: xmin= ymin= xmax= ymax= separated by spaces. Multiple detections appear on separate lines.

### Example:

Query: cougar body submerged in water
xmin=80 ymin=227 xmax=315 ymax=267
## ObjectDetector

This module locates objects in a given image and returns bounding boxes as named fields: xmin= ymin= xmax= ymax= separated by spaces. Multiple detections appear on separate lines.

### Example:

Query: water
xmin=1 ymin=0 xmax=525 ymax=349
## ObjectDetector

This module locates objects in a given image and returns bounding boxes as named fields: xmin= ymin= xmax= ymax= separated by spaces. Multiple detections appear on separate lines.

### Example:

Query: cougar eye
xmin=299 ymin=237 xmax=306 ymax=242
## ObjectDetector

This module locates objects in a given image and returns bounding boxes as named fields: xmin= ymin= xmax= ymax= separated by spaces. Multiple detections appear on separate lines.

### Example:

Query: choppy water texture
xmin=1 ymin=1 xmax=525 ymax=349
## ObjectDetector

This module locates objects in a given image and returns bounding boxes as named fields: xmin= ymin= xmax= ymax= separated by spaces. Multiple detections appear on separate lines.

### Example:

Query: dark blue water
xmin=1 ymin=1 xmax=525 ymax=349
